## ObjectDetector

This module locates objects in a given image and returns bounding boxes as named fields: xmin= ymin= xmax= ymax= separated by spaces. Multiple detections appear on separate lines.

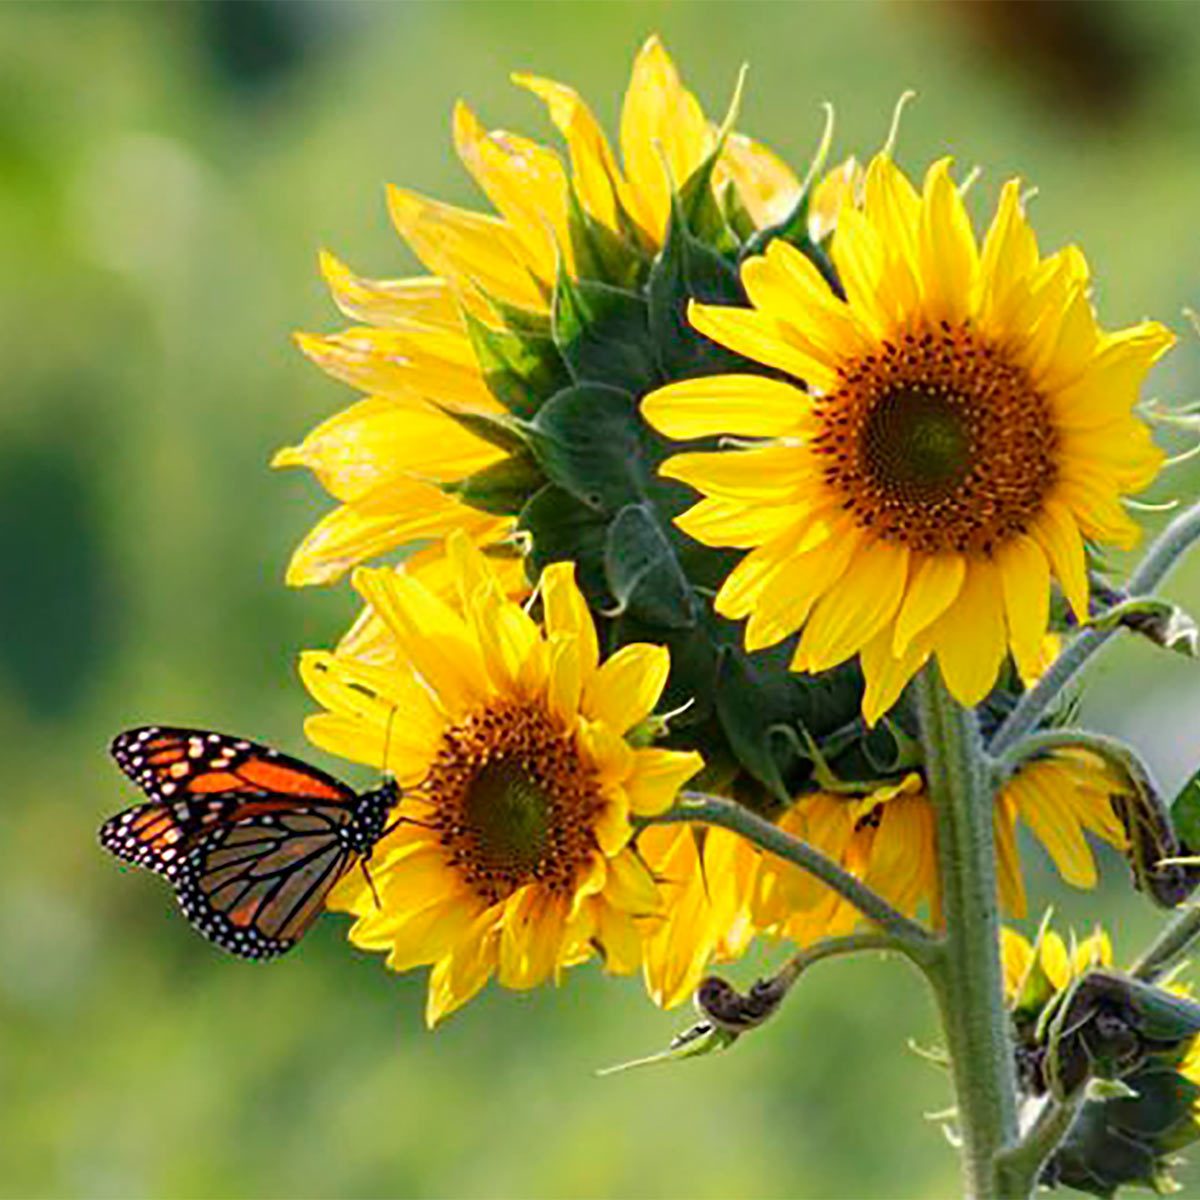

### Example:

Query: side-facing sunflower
xmin=642 ymin=153 xmax=1174 ymax=720
xmin=300 ymin=531 xmax=703 ymax=1024
xmin=760 ymin=747 xmax=1127 ymax=929
xmin=275 ymin=36 xmax=800 ymax=588
xmin=1002 ymin=924 xmax=1200 ymax=1196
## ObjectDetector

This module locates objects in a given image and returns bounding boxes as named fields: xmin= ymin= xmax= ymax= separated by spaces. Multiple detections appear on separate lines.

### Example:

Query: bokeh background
xmin=5 ymin=2 xmax=1200 ymax=1196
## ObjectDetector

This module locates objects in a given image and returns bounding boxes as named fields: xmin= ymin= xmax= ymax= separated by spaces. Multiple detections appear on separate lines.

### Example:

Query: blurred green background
xmin=4 ymin=2 xmax=1200 ymax=1196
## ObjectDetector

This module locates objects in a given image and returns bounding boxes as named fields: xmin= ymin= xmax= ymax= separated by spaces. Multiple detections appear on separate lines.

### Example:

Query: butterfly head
xmin=347 ymin=779 xmax=401 ymax=855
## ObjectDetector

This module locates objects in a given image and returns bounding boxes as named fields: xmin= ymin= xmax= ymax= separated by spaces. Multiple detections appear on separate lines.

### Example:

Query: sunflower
xmin=300 ymin=531 xmax=703 ymax=1024
xmin=275 ymin=36 xmax=801 ymax=588
xmin=755 ymin=748 xmax=1129 ymax=945
xmin=642 ymin=153 xmax=1174 ymax=719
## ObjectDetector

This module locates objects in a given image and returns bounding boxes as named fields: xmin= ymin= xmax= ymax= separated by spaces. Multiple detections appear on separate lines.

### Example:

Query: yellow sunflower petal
xmin=582 ymin=642 xmax=670 ymax=734
xmin=452 ymin=100 xmax=570 ymax=284
xmin=540 ymin=561 xmax=599 ymax=680
xmin=995 ymin=535 xmax=1051 ymax=682
xmin=930 ymin=559 xmax=1008 ymax=708
xmin=1008 ymin=762 xmax=1098 ymax=888
xmin=917 ymin=158 xmax=979 ymax=324
xmin=618 ymin=35 xmax=713 ymax=243
xmin=318 ymin=251 xmax=464 ymax=331
xmin=512 ymin=72 xmax=622 ymax=231
xmin=687 ymin=301 xmax=833 ymax=386
xmin=641 ymin=374 xmax=814 ymax=439
xmin=352 ymin=564 xmax=487 ymax=716
xmin=1031 ymin=498 xmax=1089 ymax=621
xmin=794 ymin=540 xmax=909 ymax=672
xmin=387 ymin=185 xmax=546 ymax=313
xmin=893 ymin=553 xmax=965 ymax=656
xmin=624 ymin=747 xmax=705 ymax=816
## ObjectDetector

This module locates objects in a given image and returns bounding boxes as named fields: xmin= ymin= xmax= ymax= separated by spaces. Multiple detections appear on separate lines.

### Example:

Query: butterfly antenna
xmin=381 ymin=703 xmax=398 ymax=784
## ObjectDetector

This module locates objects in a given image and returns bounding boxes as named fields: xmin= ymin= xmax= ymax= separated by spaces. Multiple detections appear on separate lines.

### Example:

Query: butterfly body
xmin=100 ymin=726 xmax=398 ymax=959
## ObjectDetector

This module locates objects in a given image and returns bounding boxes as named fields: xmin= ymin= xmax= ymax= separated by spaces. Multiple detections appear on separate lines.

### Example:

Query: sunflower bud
xmin=1004 ymin=925 xmax=1200 ymax=1195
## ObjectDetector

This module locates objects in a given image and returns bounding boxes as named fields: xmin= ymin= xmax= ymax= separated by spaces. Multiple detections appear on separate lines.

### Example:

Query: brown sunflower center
xmin=417 ymin=700 xmax=605 ymax=905
xmin=814 ymin=322 xmax=1059 ymax=555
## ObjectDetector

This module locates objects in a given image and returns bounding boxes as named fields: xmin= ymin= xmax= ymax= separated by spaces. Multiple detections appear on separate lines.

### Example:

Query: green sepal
xmin=740 ymin=190 xmax=810 ymax=259
xmin=1050 ymin=1064 xmax=1200 ymax=1196
xmin=552 ymin=270 xmax=660 ymax=394
xmin=430 ymin=403 xmax=531 ymax=458
xmin=464 ymin=311 xmax=570 ymax=420
xmin=604 ymin=502 xmax=697 ymax=630
xmin=714 ymin=645 xmax=867 ymax=802
xmin=720 ymin=182 xmax=759 ymax=244
xmin=596 ymin=1021 xmax=740 ymax=1076
xmin=648 ymin=197 xmax=752 ymax=380
xmin=527 ymin=383 xmax=646 ymax=513
xmin=675 ymin=149 xmax=739 ymax=255
xmin=446 ymin=453 xmax=544 ymax=517
xmin=483 ymin=294 xmax=552 ymax=338
xmin=565 ymin=185 xmax=646 ymax=291
xmin=518 ymin=482 xmax=612 ymax=608
xmin=1172 ymin=766 xmax=1200 ymax=852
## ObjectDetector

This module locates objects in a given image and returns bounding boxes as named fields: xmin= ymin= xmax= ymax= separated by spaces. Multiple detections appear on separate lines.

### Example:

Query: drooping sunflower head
xmin=300 ymin=532 xmax=703 ymax=1023
xmin=644 ymin=153 xmax=1175 ymax=720
xmin=1001 ymin=922 xmax=1200 ymax=1195
xmin=748 ymin=747 xmax=1128 ymax=944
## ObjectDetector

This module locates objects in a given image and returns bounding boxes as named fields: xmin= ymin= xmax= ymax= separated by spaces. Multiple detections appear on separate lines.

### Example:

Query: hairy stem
xmin=916 ymin=666 xmax=1020 ymax=1199
xmin=994 ymin=1095 xmax=1082 ymax=1198
xmin=773 ymin=931 xmax=907 ymax=993
xmin=656 ymin=793 xmax=938 ymax=958
xmin=990 ymin=500 xmax=1200 ymax=756
xmin=991 ymin=728 xmax=1152 ymax=786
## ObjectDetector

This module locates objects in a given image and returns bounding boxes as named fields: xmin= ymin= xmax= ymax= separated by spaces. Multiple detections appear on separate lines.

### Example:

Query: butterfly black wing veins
xmin=100 ymin=725 xmax=399 ymax=960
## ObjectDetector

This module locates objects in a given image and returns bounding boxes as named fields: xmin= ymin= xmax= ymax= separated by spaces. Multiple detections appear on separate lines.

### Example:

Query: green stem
xmin=994 ymin=1095 xmax=1082 ymax=1197
xmin=991 ymin=728 xmax=1151 ymax=786
xmin=915 ymin=666 xmax=1020 ymax=1199
xmin=991 ymin=500 xmax=1200 ymax=756
xmin=659 ymin=793 xmax=938 ymax=958
xmin=773 ymin=931 xmax=906 ymax=993
xmin=1131 ymin=904 xmax=1200 ymax=982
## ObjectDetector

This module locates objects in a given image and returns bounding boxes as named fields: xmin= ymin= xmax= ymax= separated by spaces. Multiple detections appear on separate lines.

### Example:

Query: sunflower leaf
xmin=604 ymin=503 xmax=697 ymax=630
xmin=648 ymin=202 xmax=751 ymax=380
xmin=595 ymin=1022 xmax=739 ymax=1076
xmin=445 ymin=453 xmax=544 ymax=516
xmin=552 ymin=270 xmax=660 ymax=394
xmin=464 ymin=312 xmax=570 ymax=420
xmin=527 ymin=383 xmax=646 ymax=513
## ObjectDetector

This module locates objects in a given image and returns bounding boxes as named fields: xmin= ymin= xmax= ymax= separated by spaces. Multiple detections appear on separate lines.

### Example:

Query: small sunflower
xmin=755 ymin=748 xmax=1129 ymax=943
xmin=642 ymin=153 xmax=1174 ymax=719
xmin=276 ymin=36 xmax=800 ymax=588
xmin=301 ymin=531 xmax=703 ymax=1024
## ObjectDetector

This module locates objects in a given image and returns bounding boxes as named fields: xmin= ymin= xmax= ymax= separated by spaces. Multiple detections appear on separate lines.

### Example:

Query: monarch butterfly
xmin=99 ymin=725 xmax=398 ymax=959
